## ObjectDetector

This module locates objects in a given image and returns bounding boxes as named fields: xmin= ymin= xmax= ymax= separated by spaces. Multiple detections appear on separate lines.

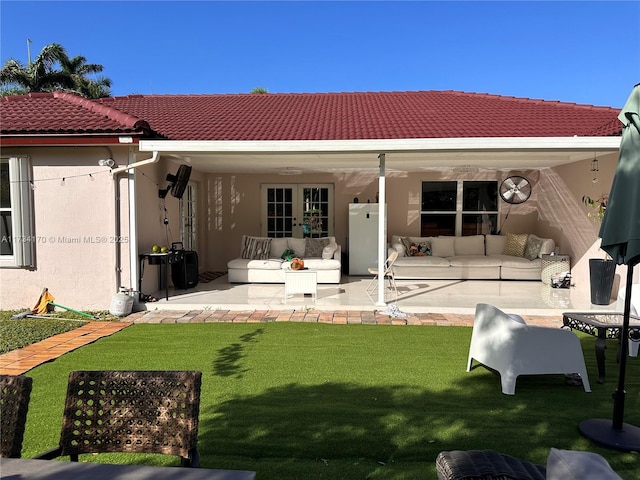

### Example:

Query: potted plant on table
xmin=582 ymin=194 xmax=616 ymax=305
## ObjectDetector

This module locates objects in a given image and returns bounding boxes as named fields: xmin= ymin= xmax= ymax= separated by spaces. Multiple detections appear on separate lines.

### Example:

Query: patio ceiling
xmin=140 ymin=137 xmax=621 ymax=174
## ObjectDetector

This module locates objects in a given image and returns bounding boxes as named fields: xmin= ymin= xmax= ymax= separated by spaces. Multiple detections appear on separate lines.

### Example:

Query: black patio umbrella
xmin=579 ymin=83 xmax=640 ymax=452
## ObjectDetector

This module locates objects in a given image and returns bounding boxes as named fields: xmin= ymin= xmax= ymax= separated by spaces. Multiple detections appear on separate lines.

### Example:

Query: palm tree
xmin=0 ymin=43 xmax=111 ymax=98
xmin=0 ymin=43 xmax=74 ymax=95
xmin=59 ymin=54 xmax=112 ymax=98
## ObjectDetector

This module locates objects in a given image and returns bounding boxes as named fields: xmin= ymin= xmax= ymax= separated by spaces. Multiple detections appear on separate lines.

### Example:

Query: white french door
xmin=261 ymin=184 xmax=334 ymax=238
xmin=180 ymin=183 xmax=197 ymax=250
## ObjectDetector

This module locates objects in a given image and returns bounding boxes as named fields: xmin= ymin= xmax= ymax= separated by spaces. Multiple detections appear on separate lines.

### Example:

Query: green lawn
xmin=19 ymin=322 xmax=640 ymax=479
xmin=0 ymin=309 xmax=119 ymax=353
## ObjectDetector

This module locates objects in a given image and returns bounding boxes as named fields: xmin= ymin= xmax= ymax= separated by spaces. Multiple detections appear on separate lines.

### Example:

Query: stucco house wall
xmin=1 ymin=146 xmax=132 ymax=310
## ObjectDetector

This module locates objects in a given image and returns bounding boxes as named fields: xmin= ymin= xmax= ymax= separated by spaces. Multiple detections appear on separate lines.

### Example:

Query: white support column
xmin=376 ymin=153 xmax=387 ymax=306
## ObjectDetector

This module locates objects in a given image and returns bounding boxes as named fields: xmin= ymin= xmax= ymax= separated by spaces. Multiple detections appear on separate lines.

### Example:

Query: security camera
xmin=98 ymin=158 xmax=115 ymax=167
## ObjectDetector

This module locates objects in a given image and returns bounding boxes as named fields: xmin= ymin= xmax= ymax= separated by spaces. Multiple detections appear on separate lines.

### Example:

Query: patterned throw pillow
xmin=305 ymin=237 xmax=330 ymax=258
xmin=401 ymin=237 xmax=413 ymax=257
xmin=503 ymin=233 xmax=529 ymax=257
xmin=241 ymin=236 xmax=272 ymax=260
xmin=417 ymin=241 xmax=431 ymax=256
xmin=523 ymin=235 xmax=544 ymax=260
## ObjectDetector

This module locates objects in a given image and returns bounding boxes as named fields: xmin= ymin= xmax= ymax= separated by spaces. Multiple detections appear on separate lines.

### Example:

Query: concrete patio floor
xmin=138 ymin=274 xmax=622 ymax=317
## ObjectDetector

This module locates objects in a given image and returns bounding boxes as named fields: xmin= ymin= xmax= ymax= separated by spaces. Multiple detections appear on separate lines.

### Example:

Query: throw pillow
xmin=241 ymin=237 xmax=272 ymax=260
xmin=416 ymin=241 xmax=431 ymax=256
xmin=305 ymin=237 xmax=330 ymax=258
xmin=523 ymin=235 xmax=544 ymax=260
xmin=401 ymin=237 xmax=413 ymax=257
xmin=503 ymin=233 xmax=528 ymax=257
xmin=322 ymin=241 xmax=338 ymax=260
xmin=546 ymin=448 xmax=622 ymax=480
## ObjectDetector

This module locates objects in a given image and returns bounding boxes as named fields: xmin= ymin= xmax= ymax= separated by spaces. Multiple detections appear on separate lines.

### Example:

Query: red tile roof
xmin=1 ymin=90 xmax=622 ymax=142
xmin=0 ymin=92 xmax=150 ymax=136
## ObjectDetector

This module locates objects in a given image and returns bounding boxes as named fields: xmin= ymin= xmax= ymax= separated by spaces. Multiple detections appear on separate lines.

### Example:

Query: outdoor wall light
xmin=98 ymin=158 xmax=115 ymax=167
xmin=591 ymin=155 xmax=599 ymax=183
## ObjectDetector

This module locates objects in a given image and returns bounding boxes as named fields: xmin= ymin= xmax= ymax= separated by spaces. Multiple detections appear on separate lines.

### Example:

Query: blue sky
xmin=1 ymin=1 xmax=639 ymax=108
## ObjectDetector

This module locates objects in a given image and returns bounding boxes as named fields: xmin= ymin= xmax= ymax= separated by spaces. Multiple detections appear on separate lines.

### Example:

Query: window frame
xmin=1 ymin=156 xmax=35 ymax=268
xmin=420 ymin=180 xmax=499 ymax=236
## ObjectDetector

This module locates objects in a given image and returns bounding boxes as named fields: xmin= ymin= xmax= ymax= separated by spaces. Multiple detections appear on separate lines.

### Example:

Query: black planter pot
xmin=589 ymin=258 xmax=616 ymax=305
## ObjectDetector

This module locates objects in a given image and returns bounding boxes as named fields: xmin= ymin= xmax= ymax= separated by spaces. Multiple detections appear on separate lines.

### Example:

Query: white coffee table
xmin=284 ymin=269 xmax=317 ymax=303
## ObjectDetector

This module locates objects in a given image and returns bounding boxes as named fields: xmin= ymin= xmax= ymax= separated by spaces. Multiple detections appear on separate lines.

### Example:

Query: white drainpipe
xmin=111 ymin=150 xmax=159 ymax=175
xmin=111 ymin=151 xmax=160 ymax=302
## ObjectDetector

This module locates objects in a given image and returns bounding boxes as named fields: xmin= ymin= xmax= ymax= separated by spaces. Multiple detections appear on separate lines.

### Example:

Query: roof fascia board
xmin=139 ymin=137 xmax=621 ymax=155
xmin=0 ymin=136 xmax=139 ymax=146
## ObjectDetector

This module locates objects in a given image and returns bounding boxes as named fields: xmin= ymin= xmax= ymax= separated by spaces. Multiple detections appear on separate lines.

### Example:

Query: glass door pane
xmin=180 ymin=184 xmax=197 ymax=250
xmin=301 ymin=186 xmax=332 ymax=238
xmin=264 ymin=185 xmax=296 ymax=237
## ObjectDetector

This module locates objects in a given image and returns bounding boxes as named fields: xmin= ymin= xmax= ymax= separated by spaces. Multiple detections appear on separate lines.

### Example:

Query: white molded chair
xmin=467 ymin=303 xmax=591 ymax=395
xmin=366 ymin=251 xmax=399 ymax=302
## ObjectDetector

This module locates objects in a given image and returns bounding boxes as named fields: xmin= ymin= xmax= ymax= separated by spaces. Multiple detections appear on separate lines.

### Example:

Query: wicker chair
xmin=0 ymin=374 xmax=33 ymax=458
xmin=34 ymin=370 xmax=202 ymax=467
xmin=436 ymin=450 xmax=546 ymax=480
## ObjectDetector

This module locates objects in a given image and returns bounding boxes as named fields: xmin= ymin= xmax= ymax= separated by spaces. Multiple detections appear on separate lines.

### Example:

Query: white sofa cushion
xmin=394 ymin=255 xmax=450 ymax=267
xmin=270 ymin=238 xmax=289 ymax=258
xmin=431 ymin=236 xmax=455 ymax=257
xmin=448 ymin=255 xmax=503 ymax=267
xmin=228 ymin=258 xmax=284 ymax=270
xmin=546 ymin=448 xmax=622 ymax=480
xmin=491 ymin=254 xmax=542 ymax=270
xmin=454 ymin=235 xmax=484 ymax=255
xmin=287 ymin=238 xmax=306 ymax=257
xmin=485 ymin=235 xmax=507 ymax=255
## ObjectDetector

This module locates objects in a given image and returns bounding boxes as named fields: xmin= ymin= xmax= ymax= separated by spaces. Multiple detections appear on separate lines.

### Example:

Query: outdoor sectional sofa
xmin=227 ymin=235 xmax=342 ymax=283
xmin=389 ymin=233 xmax=556 ymax=280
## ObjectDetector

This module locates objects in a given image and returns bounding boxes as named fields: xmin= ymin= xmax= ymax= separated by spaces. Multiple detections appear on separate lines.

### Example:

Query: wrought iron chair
xmin=0 ymin=374 xmax=33 ymax=458
xmin=34 ymin=370 xmax=202 ymax=467
xmin=436 ymin=450 xmax=546 ymax=480
xmin=366 ymin=250 xmax=399 ymax=302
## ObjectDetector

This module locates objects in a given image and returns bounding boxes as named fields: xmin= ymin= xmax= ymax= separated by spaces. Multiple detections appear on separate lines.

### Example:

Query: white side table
xmin=541 ymin=254 xmax=570 ymax=285
xmin=284 ymin=269 xmax=317 ymax=303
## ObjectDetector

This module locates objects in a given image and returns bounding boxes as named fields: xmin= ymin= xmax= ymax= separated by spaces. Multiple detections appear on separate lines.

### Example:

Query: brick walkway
xmin=0 ymin=321 xmax=130 ymax=376
xmin=0 ymin=309 xmax=562 ymax=375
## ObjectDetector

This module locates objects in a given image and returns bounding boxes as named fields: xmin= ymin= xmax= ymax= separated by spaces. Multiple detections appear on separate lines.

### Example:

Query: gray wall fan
xmin=499 ymin=176 xmax=532 ymax=204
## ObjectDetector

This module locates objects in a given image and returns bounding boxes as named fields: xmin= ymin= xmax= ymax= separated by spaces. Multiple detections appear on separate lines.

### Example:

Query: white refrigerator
xmin=348 ymin=203 xmax=386 ymax=275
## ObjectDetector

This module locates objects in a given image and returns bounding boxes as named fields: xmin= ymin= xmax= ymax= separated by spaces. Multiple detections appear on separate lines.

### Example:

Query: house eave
xmin=139 ymin=136 xmax=621 ymax=155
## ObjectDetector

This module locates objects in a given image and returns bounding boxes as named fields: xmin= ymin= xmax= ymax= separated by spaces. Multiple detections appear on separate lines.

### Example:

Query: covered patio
xmin=130 ymin=135 xmax=622 ymax=311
